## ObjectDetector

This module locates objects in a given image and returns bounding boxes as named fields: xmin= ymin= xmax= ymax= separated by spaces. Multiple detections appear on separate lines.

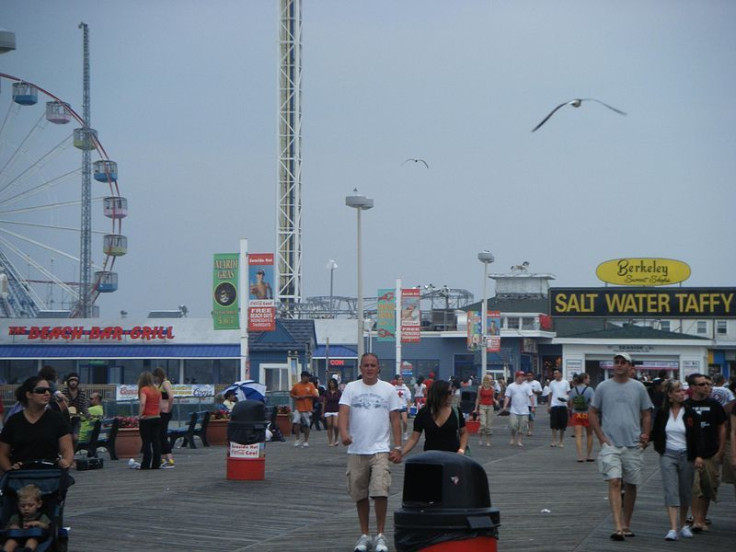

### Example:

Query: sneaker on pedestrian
xmin=293 ymin=439 xmax=302 ymax=447
xmin=664 ymin=530 xmax=678 ymax=541
xmin=373 ymin=533 xmax=388 ymax=552
xmin=353 ymin=533 xmax=371 ymax=552
xmin=161 ymin=459 xmax=175 ymax=469
xmin=128 ymin=458 xmax=141 ymax=470
xmin=679 ymin=526 xmax=693 ymax=538
xmin=302 ymin=441 xmax=309 ymax=448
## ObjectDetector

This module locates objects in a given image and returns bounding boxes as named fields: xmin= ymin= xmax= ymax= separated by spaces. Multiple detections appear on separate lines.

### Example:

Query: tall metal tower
xmin=277 ymin=0 xmax=303 ymax=316
xmin=77 ymin=22 xmax=92 ymax=317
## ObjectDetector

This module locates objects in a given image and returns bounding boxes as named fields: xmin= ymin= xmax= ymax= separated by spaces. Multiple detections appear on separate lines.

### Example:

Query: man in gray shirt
xmin=589 ymin=353 xmax=653 ymax=542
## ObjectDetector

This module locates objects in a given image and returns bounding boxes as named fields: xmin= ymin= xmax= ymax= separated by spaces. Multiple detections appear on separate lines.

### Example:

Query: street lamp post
xmin=478 ymin=250 xmax=495 ymax=377
xmin=326 ymin=259 xmax=338 ymax=317
xmin=346 ymin=190 xmax=374 ymax=360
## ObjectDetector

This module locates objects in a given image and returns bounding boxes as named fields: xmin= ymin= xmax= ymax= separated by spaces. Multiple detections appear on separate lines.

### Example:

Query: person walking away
xmin=589 ymin=353 xmax=653 ymax=541
xmin=568 ymin=373 xmax=595 ymax=462
xmin=290 ymin=371 xmax=318 ymax=448
xmin=413 ymin=376 xmax=426 ymax=408
xmin=338 ymin=353 xmax=402 ymax=552
xmin=393 ymin=375 xmax=412 ymax=440
xmin=651 ymin=379 xmax=704 ymax=541
xmin=525 ymin=372 xmax=542 ymax=437
xmin=499 ymin=371 xmax=533 ymax=447
xmin=323 ymin=378 xmax=341 ymax=446
xmin=132 ymin=371 xmax=162 ymax=470
xmin=685 ymin=373 xmax=727 ymax=532
xmin=153 ymin=367 xmax=175 ymax=468
xmin=474 ymin=375 xmax=496 ymax=446
xmin=401 ymin=379 xmax=467 ymax=456
xmin=548 ymin=368 xmax=570 ymax=448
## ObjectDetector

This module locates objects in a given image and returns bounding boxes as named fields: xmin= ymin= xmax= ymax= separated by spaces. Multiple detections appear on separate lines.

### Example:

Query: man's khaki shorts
xmin=692 ymin=456 xmax=720 ymax=501
xmin=597 ymin=443 xmax=644 ymax=485
xmin=346 ymin=453 xmax=391 ymax=502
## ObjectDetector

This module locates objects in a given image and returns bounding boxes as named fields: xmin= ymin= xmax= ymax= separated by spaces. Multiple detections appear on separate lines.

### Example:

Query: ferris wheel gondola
xmin=0 ymin=72 xmax=127 ymax=318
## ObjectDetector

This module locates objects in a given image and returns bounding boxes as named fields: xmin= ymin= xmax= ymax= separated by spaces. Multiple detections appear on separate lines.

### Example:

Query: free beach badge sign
xmin=596 ymin=258 xmax=691 ymax=287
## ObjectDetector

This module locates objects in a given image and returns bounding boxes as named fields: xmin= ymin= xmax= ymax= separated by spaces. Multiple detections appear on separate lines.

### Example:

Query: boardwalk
xmin=63 ymin=410 xmax=734 ymax=552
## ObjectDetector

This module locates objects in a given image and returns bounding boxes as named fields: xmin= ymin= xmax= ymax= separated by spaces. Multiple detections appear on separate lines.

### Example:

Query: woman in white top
xmin=651 ymin=380 xmax=705 ymax=541
xmin=413 ymin=376 xmax=426 ymax=407
xmin=393 ymin=375 xmax=412 ymax=440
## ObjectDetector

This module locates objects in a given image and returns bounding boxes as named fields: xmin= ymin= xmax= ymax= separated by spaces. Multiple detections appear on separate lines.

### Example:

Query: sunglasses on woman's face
xmin=32 ymin=387 xmax=52 ymax=395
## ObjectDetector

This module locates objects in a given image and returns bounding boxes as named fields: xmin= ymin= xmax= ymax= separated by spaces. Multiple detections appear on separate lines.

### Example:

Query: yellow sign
xmin=596 ymin=258 xmax=690 ymax=287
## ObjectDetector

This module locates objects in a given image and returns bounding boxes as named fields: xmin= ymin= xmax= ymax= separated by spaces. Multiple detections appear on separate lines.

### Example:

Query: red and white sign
xmin=229 ymin=442 xmax=264 ymax=459
xmin=7 ymin=325 xmax=174 ymax=342
xmin=401 ymin=288 xmax=421 ymax=343
xmin=248 ymin=306 xmax=276 ymax=332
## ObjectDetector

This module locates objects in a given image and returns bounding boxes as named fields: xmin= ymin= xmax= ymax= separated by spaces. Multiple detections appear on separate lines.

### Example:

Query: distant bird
xmin=402 ymin=158 xmax=429 ymax=168
xmin=531 ymin=98 xmax=626 ymax=132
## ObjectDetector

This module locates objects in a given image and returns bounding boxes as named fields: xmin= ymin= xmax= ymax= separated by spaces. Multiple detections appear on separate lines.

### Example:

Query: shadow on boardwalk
xmin=64 ymin=411 xmax=734 ymax=551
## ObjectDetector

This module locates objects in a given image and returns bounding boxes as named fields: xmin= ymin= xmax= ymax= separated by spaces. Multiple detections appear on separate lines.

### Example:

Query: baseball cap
xmin=515 ymin=370 xmax=525 ymax=378
xmin=613 ymin=352 xmax=632 ymax=363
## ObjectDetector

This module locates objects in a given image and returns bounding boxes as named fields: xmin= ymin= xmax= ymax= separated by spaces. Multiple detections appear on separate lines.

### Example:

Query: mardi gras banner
xmin=213 ymin=253 xmax=239 ymax=330
xmin=377 ymin=288 xmax=396 ymax=341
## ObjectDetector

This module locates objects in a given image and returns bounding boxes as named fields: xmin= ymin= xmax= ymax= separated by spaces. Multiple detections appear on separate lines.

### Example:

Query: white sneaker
xmin=302 ymin=441 xmax=309 ymax=448
xmin=373 ymin=533 xmax=388 ymax=552
xmin=293 ymin=439 xmax=302 ymax=447
xmin=680 ymin=526 xmax=693 ymax=538
xmin=664 ymin=529 xmax=678 ymax=541
xmin=128 ymin=458 xmax=141 ymax=470
xmin=354 ymin=533 xmax=371 ymax=552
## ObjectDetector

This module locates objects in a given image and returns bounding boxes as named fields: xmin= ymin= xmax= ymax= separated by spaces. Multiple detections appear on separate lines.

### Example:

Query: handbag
xmin=452 ymin=406 xmax=471 ymax=457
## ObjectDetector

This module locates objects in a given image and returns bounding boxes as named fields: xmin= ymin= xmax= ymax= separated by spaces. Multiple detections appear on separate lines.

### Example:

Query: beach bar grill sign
xmin=596 ymin=258 xmax=691 ymax=287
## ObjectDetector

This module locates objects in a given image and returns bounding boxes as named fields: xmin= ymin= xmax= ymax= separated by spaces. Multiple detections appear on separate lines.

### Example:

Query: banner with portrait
xmin=377 ymin=288 xmax=396 ymax=342
xmin=401 ymin=288 xmax=421 ymax=343
xmin=486 ymin=310 xmax=501 ymax=352
xmin=248 ymin=253 xmax=275 ymax=332
xmin=467 ymin=310 xmax=481 ymax=351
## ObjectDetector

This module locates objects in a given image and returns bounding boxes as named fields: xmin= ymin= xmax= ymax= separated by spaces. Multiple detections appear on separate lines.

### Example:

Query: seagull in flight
xmin=532 ymin=98 xmax=626 ymax=132
xmin=402 ymin=158 xmax=429 ymax=168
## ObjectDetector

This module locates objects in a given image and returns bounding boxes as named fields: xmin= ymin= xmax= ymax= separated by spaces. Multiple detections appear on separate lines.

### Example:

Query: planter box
xmin=276 ymin=414 xmax=292 ymax=437
xmin=207 ymin=418 xmax=228 ymax=446
xmin=115 ymin=428 xmax=142 ymax=458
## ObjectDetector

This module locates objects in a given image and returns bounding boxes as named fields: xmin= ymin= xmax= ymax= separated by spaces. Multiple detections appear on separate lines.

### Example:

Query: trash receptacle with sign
xmin=394 ymin=451 xmax=500 ymax=551
xmin=226 ymin=399 xmax=268 ymax=480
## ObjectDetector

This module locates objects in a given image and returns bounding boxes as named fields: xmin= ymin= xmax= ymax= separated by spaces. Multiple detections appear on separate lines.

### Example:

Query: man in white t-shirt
xmin=501 ymin=371 xmax=534 ymax=447
xmin=525 ymin=372 xmax=543 ymax=437
xmin=548 ymin=368 xmax=571 ymax=447
xmin=339 ymin=353 xmax=402 ymax=552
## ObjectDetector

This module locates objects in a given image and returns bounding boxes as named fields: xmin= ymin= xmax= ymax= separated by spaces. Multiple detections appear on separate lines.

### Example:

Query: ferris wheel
xmin=0 ymin=72 xmax=127 ymax=318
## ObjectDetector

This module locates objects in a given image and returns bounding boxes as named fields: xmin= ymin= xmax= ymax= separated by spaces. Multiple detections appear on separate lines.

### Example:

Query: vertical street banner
xmin=248 ymin=253 xmax=275 ymax=332
xmin=377 ymin=288 xmax=396 ymax=341
xmin=401 ymin=288 xmax=421 ymax=343
xmin=213 ymin=253 xmax=239 ymax=330
xmin=467 ymin=310 xmax=481 ymax=350
xmin=486 ymin=310 xmax=501 ymax=352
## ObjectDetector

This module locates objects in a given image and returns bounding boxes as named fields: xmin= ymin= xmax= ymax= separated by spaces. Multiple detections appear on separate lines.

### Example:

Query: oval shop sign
xmin=596 ymin=258 xmax=691 ymax=287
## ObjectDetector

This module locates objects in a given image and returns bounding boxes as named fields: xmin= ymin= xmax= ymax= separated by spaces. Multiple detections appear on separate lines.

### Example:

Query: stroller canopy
xmin=223 ymin=380 xmax=266 ymax=402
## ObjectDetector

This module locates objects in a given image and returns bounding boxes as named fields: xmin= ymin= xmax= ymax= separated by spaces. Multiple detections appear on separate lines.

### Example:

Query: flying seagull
xmin=532 ymin=98 xmax=626 ymax=132
xmin=402 ymin=158 xmax=429 ymax=168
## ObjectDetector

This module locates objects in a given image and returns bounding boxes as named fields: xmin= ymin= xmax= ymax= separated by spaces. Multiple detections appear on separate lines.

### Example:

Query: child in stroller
xmin=0 ymin=464 xmax=73 ymax=552
xmin=3 ymin=483 xmax=49 ymax=551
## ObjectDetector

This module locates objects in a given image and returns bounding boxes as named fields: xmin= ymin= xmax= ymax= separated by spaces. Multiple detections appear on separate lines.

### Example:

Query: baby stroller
xmin=0 ymin=461 xmax=74 ymax=552
xmin=267 ymin=406 xmax=286 ymax=442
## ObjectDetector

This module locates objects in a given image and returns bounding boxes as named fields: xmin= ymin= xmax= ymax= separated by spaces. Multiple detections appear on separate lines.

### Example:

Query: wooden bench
xmin=94 ymin=418 xmax=120 ymax=460
xmin=168 ymin=410 xmax=210 ymax=449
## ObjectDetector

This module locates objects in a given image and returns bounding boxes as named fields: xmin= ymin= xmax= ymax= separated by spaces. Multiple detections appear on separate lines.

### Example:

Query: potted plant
xmin=275 ymin=405 xmax=292 ymax=437
xmin=114 ymin=416 xmax=142 ymax=458
xmin=207 ymin=409 xmax=230 ymax=445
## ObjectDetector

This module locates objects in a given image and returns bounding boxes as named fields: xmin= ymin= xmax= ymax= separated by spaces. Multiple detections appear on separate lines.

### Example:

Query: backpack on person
xmin=571 ymin=386 xmax=588 ymax=412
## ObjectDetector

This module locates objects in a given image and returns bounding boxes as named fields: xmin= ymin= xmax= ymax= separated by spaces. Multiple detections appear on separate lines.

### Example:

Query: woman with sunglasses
xmin=0 ymin=376 xmax=74 ymax=471
xmin=400 ymin=379 xmax=467 ymax=457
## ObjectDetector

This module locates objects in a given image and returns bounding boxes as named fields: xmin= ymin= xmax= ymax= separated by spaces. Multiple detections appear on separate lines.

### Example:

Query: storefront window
xmin=0 ymin=360 xmax=37 ymax=385
xmin=184 ymin=359 xmax=238 ymax=384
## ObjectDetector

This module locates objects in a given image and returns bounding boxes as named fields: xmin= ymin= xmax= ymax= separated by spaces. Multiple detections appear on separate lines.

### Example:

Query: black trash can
xmin=394 ymin=451 xmax=500 ymax=552
xmin=459 ymin=390 xmax=477 ymax=414
xmin=226 ymin=399 xmax=268 ymax=480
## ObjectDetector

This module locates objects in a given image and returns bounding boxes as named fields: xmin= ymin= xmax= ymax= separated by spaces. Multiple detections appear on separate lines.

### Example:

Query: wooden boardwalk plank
xmin=61 ymin=410 xmax=734 ymax=551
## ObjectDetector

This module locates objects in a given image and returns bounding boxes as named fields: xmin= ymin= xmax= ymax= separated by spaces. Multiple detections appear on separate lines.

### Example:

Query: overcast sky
xmin=1 ymin=1 xmax=735 ymax=319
